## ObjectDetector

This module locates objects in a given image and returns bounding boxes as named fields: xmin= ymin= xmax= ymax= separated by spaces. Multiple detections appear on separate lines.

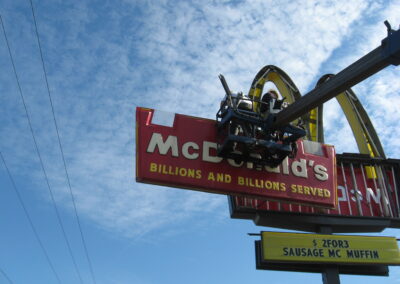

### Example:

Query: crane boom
xmin=273 ymin=22 xmax=400 ymax=128
xmin=216 ymin=22 xmax=400 ymax=167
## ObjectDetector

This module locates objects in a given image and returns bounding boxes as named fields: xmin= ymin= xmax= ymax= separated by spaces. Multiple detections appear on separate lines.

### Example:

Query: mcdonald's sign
xmin=229 ymin=65 xmax=400 ymax=231
xmin=136 ymin=107 xmax=338 ymax=208
xmin=136 ymin=64 xmax=400 ymax=230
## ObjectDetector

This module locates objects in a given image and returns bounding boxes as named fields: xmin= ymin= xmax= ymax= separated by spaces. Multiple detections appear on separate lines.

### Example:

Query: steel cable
xmin=28 ymin=1 xmax=97 ymax=283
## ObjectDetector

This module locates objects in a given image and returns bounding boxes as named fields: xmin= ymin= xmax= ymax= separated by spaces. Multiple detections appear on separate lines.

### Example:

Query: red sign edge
xmin=135 ymin=106 xmax=339 ymax=209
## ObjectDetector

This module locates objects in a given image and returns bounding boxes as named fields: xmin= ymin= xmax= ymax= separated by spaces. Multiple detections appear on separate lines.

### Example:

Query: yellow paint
xmin=336 ymin=92 xmax=378 ymax=178
xmin=207 ymin=172 xmax=231 ymax=183
xmin=237 ymin=177 xmax=286 ymax=191
xmin=308 ymin=107 xmax=319 ymax=142
xmin=149 ymin=162 xmax=202 ymax=179
xmin=290 ymin=184 xmax=330 ymax=197
xmin=248 ymin=68 xmax=300 ymax=124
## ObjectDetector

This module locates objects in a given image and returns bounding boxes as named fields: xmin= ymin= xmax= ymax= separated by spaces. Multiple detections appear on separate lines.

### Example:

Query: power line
xmin=0 ymin=14 xmax=83 ymax=284
xmin=0 ymin=151 xmax=62 ymax=284
xmin=28 ymin=1 xmax=97 ymax=283
xmin=0 ymin=266 xmax=14 ymax=284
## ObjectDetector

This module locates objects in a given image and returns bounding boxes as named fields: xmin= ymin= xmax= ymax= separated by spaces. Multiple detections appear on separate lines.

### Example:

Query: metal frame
xmin=229 ymin=154 xmax=400 ymax=233
xmin=216 ymin=74 xmax=306 ymax=167
xmin=227 ymin=22 xmax=400 ymax=284
xmin=273 ymin=22 xmax=400 ymax=128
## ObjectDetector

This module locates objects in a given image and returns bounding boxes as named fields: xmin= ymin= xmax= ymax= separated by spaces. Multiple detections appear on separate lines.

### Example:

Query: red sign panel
xmin=231 ymin=161 xmax=400 ymax=218
xmin=136 ymin=107 xmax=337 ymax=208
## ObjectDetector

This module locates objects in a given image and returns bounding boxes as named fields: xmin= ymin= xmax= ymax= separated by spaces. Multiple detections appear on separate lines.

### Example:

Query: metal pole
xmin=350 ymin=163 xmax=364 ymax=216
xmin=391 ymin=166 xmax=400 ymax=217
xmin=322 ymin=268 xmax=340 ymax=284
xmin=340 ymin=162 xmax=353 ymax=215
xmin=273 ymin=47 xmax=386 ymax=127
xmin=318 ymin=226 xmax=340 ymax=284
xmin=273 ymin=24 xmax=400 ymax=128
xmin=360 ymin=164 xmax=374 ymax=216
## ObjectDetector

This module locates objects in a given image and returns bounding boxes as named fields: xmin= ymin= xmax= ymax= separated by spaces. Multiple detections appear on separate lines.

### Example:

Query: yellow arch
xmin=247 ymin=68 xmax=385 ymax=164
xmin=310 ymin=75 xmax=386 ymax=179
xmin=313 ymin=75 xmax=385 ymax=159
xmin=247 ymin=65 xmax=305 ymax=125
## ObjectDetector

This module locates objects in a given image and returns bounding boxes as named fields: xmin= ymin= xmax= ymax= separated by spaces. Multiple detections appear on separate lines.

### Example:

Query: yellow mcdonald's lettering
xmin=150 ymin=162 xmax=157 ymax=172
xmin=148 ymin=163 xmax=202 ymax=180
xmin=179 ymin=167 xmax=187 ymax=176
xmin=291 ymin=185 xmax=329 ymax=198
xmin=195 ymin=170 xmax=202 ymax=179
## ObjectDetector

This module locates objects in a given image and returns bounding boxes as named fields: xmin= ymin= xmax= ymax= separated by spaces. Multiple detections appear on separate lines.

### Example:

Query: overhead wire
xmin=0 ymin=266 xmax=14 ymax=284
xmin=0 ymin=14 xmax=83 ymax=284
xmin=28 ymin=1 xmax=97 ymax=283
xmin=0 ymin=151 xmax=62 ymax=284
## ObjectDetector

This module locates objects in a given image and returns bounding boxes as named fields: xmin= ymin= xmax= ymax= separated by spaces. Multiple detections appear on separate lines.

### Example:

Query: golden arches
xmin=314 ymin=74 xmax=385 ymax=159
xmin=248 ymin=65 xmax=304 ymax=125
xmin=248 ymin=67 xmax=385 ymax=160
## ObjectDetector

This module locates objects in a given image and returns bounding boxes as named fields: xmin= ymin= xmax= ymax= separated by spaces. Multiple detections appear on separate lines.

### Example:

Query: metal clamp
xmin=381 ymin=20 xmax=400 ymax=65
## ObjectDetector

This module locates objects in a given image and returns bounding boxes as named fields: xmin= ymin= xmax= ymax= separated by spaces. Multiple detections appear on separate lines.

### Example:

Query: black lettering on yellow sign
xmin=283 ymin=247 xmax=325 ymax=257
xmin=347 ymin=250 xmax=379 ymax=259
xmin=322 ymin=239 xmax=349 ymax=248
xmin=281 ymin=247 xmax=380 ymax=260
xmin=328 ymin=249 xmax=341 ymax=258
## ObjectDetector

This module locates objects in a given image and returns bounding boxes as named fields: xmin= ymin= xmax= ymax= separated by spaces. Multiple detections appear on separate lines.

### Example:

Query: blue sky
xmin=1 ymin=0 xmax=400 ymax=283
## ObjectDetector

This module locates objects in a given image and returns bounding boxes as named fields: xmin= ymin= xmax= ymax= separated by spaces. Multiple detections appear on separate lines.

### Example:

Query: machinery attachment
xmin=216 ymin=21 xmax=400 ymax=168
xmin=216 ymin=75 xmax=306 ymax=167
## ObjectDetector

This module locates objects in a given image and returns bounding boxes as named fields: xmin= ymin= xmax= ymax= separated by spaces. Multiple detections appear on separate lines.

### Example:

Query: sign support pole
xmin=318 ymin=226 xmax=340 ymax=284
xmin=322 ymin=268 xmax=340 ymax=284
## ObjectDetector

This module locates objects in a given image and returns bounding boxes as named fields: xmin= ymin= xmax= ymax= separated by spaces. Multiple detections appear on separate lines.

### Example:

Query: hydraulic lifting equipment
xmin=216 ymin=74 xmax=305 ymax=167
xmin=216 ymin=21 xmax=400 ymax=167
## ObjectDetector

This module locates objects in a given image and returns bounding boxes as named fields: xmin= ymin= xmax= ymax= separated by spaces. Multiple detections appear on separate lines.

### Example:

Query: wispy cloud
xmin=321 ymin=1 xmax=400 ymax=157
xmin=1 ymin=0 xmax=399 ymax=239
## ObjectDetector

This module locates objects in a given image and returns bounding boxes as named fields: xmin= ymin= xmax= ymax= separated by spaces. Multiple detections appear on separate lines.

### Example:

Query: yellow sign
xmin=261 ymin=232 xmax=400 ymax=265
